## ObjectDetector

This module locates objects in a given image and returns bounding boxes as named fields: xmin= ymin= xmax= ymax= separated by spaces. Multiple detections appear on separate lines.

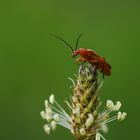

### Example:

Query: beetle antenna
xmin=50 ymin=33 xmax=74 ymax=52
xmin=75 ymin=33 xmax=84 ymax=50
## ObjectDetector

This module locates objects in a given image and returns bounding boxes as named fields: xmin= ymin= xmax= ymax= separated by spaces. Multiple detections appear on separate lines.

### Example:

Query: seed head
xmin=40 ymin=64 xmax=127 ymax=140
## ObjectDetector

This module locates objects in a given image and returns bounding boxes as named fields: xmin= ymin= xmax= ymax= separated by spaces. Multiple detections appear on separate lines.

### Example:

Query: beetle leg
xmin=75 ymin=57 xmax=85 ymax=63
xmin=90 ymin=59 xmax=98 ymax=63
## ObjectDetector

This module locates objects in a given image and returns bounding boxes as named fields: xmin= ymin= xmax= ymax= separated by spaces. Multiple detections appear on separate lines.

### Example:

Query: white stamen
xmin=102 ymin=115 xmax=118 ymax=124
xmin=40 ymin=111 xmax=46 ymax=119
xmin=54 ymin=100 xmax=70 ymax=119
xmin=45 ymin=114 xmax=52 ymax=121
xmin=49 ymin=104 xmax=69 ymax=119
xmin=72 ymin=106 xmax=80 ymax=116
xmin=51 ymin=121 xmax=57 ymax=130
xmin=106 ymin=100 xmax=114 ymax=110
xmin=79 ymin=128 xmax=86 ymax=136
xmin=101 ymin=124 xmax=108 ymax=133
xmin=118 ymin=112 xmax=127 ymax=121
xmin=85 ymin=113 xmax=94 ymax=128
xmin=53 ymin=114 xmax=60 ymax=121
xmin=121 ymin=112 xmax=127 ymax=120
xmin=118 ymin=112 xmax=122 ymax=121
xmin=44 ymin=124 xmax=51 ymax=134
xmin=57 ymin=122 xmax=71 ymax=130
xmin=45 ymin=107 xmax=52 ymax=115
xmin=113 ymin=101 xmax=122 ymax=111
xmin=71 ymin=129 xmax=74 ymax=134
xmin=49 ymin=94 xmax=55 ymax=104
xmin=45 ymin=100 xmax=49 ymax=108
xmin=54 ymin=113 xmax=69 ymax=121
xmin=72 ymin=96 xmax=78 ymax=102
xmin=96 ymin=132 xmax=100 ymax=140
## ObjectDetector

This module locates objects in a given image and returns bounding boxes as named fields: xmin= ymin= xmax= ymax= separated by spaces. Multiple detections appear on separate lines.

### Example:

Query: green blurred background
xmin=0 ymin=0 xmax=139 ymax=140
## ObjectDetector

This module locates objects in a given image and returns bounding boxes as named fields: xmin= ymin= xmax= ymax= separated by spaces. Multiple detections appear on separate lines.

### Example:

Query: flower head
xmin=40 ymin=64 xmax=127 ymax=140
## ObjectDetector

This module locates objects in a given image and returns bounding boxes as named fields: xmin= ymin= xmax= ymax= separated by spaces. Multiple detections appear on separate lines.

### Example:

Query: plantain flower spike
xmin=40 ymin=64 xmax=127 ymax=140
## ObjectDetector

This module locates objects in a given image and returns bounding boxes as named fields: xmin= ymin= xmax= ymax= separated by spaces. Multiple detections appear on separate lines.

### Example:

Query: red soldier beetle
xmin=50 ymin=33 xmax=111 ymax=76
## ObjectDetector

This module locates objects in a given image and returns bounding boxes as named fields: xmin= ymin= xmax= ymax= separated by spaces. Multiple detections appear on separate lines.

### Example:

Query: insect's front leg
xmin=75 ymin=57 xmax=85 ymax=63
xmin=90 ymin=59 xmax=98 ymax=63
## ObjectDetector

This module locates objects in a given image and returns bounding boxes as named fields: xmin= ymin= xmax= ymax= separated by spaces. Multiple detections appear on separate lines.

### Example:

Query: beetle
xmin=50 ymin=33 xmax=111 ymax=76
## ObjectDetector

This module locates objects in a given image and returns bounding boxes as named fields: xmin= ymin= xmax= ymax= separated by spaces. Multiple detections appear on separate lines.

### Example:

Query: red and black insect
xmin=50 ymin=33 xmax=111 ymax=76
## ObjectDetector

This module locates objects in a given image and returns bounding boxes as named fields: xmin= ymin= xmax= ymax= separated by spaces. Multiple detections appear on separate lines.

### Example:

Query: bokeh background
xmin=0 ymin=0 xmax=140 ymax=140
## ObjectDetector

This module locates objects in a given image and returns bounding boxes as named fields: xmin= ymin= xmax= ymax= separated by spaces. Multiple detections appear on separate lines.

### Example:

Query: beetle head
xmin=72 ymin=50 xmax=80 ymax=57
